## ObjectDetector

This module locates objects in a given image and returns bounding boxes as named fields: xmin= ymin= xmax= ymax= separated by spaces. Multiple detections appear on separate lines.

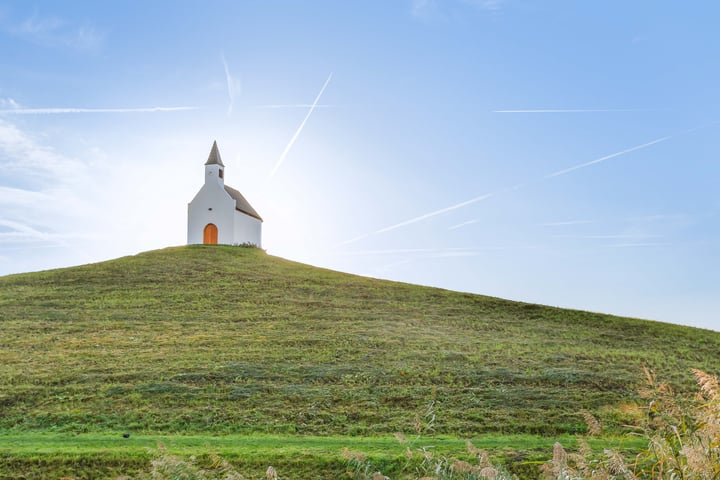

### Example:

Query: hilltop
xmin=1 ymin=245 xmax=718 ymax=438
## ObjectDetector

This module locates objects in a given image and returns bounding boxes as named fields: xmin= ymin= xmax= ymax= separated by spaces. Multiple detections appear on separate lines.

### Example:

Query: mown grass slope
xmin=1 ymin=245 xmax=718 ymax=438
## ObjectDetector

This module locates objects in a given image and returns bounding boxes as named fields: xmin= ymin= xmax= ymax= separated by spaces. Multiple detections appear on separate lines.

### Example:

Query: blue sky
xmin=1 ymin=1 xmax=719 ymax=329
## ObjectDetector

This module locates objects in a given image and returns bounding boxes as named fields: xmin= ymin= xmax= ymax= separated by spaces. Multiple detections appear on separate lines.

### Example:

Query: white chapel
xmin=187 ymin=141 xmax=263 ymax=246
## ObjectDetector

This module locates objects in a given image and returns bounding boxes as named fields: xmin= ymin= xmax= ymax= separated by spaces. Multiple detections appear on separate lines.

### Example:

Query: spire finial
xmin=205 ymin=140 xmax=225 ymax=167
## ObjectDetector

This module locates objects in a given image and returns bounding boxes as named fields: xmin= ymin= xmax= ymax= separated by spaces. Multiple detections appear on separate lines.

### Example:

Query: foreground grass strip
xmin=0 ymin=433 xmax=648 ymax=479
xmin=0 ymin=433 xmax=645 ymax=455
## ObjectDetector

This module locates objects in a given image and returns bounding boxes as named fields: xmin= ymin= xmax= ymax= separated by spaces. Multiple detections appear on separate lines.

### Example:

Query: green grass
xmin=0 ymin=245 xmax=719 ymax=477
xmin=0 ymin=432 xmax=646 ymax=479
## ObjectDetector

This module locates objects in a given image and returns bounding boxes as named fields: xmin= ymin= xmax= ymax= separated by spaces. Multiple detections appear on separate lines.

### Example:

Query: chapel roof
xmin=224 ymin=185 xmax=263 ymax=222
xmin=205 ymin=140 xmax=225 ymax=167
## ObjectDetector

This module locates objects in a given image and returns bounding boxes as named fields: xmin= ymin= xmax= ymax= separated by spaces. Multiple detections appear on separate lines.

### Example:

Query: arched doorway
xmin=203 ymin=223 xmax=218 ymax=244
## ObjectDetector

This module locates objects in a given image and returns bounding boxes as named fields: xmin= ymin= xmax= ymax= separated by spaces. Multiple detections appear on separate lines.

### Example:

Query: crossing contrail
xmin=336 ymin=193 xmax=494 ymax=247
xmin=374 ymin=193 xmax=494 ymax=235
xmin=544 ymin=135 xmax=671 ymax=178
xmin=269 ymin=73 xmax=333 ymax=178
xmin=337 ymin=134 xmax=674 ymax=247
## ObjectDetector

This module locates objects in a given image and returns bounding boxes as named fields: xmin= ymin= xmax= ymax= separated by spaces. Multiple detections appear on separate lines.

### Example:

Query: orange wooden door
xmin=203 ymin=223 xmax=218 ymax=244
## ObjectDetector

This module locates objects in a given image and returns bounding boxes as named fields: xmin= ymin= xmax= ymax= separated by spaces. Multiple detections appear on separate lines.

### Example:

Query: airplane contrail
xmin=338 ymin=134 xmax=675 ymax=246
xmin=334 ymin=193 xmax=494 ymax=248
xmin=544 ymin=135 xmax=671 ymax=178
xmin=375 ymin=193 xmax=494 ymax=235
xmin=269 ymin=73 xmax=333 ymax=178
xmin=0 ymin=106 xmax=198 ymax=114
xmin=252 ymin=104 xmax=334 ymax=109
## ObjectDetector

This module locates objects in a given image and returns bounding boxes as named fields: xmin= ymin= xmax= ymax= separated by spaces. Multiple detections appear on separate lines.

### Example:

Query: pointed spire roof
xmin=205 ymin=140 xmax=225 ymax=167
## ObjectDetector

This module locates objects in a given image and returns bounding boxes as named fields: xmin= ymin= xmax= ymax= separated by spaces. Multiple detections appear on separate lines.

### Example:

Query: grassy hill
xmin=1 ymin=245 xmax=719 ymax=477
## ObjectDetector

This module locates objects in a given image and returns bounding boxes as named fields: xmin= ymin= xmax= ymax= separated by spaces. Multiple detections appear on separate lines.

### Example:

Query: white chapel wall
xmin=233 ymin=211 xmax=262 ymax=247
xmin=187 ymin=183 xmax=236 ymax=244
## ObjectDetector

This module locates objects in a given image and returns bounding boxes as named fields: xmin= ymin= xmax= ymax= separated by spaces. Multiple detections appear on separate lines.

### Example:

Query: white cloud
xmin=448 ymin=219 xmax=478 ymax=230
xmin=411 ymin=0 xmax=438 ymax=18
xmin=6 ymin=12 xmax=104 ymax=53
xmin=463 ymin=0 xmax=505 ymax=11
xmin=539 ymin=220 xmax=595 ymax=227
xmin=0 ymin=98 xmax=20 ymax=109
xmin=412 ymin=0 xmax=504 ymax=19
xmin=0 ymin=119 xmax=103 ymax=257
xmin=221 ymin=53 xmax=242 ymax=116
xmin=0 ymin=121 xmax=86 ymax=180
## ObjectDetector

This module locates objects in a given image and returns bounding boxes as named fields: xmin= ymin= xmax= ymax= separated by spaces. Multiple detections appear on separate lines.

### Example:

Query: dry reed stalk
xmin=265 ymin=465 xmax=278 ymax=480
xmin=581 ymin=410 xmax=602 ymax=436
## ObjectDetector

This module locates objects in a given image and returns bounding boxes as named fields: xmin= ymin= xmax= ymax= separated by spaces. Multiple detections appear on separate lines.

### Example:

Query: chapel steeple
xmin=205 ymin=140 xmax=225 ymax=167
xmin=204 ymin=140 xmax=225 ymax=185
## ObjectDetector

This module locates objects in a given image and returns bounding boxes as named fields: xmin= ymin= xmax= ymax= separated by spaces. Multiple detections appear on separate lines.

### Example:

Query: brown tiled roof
xmin=224 ymin=185 xmax=263 ymax=221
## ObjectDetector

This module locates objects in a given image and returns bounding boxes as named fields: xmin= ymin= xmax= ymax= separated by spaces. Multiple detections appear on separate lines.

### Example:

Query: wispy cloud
xmin=269 ymin=73 xmax=333 ymax=178
xmin=463 ymin=0 xmax=505 ymax=11
xmin=605 ymin=242 xmax=671 ymax=248
xmin=0 ymin=119 xmax=91 ymax=213
xmin=539 ymin=212 xmax=702 ymax=228
xmin=448 ymin=219 xmax=478 ymax=230
xmin=0 ymin=98 xmax=20 ymax=109
xmin=552 ymin=234 xmax=662 ymax=240
xmin=494 ymin=108 xmax=667 ymax=113
xmin=335 ymin=245 xmax=536 ymax=258
xmin=412 ymin=0 xmax=504 ymax=19
xmin=0 ymin=119 xmax=113 ymax=269
xmin=0 ymin=106 xmax=198 ymax=115
xmin=0 ymin=120 xmax=86 ymax=178
xmin=369 ymin=258 xmax=416 ymax=275
xmin=0 ymin=219 xmax=45 ymax=238
xmin=339 ymin=133 xmax=676 ymax=246
xmin=411 ymin=0 xmax=439 ymax=18
xmin=538 ymin=220 xmax=595 ymax=227
xmin=6 ymin=12 xmax=104 ymax=53
xmin=221 ymin=53 xmax=241 ymax=116
xmin=0 ymin=218 xmax=104 ymax=243
xmin=333 ymin=248 xmax=439 ymax=256
xmin=252 ymin=104 xmax=335 ymax=109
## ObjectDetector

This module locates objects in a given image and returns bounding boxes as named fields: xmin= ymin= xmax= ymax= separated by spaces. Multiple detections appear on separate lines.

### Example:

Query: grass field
xmin=1 ymin=245 xmax=718 ymax=477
